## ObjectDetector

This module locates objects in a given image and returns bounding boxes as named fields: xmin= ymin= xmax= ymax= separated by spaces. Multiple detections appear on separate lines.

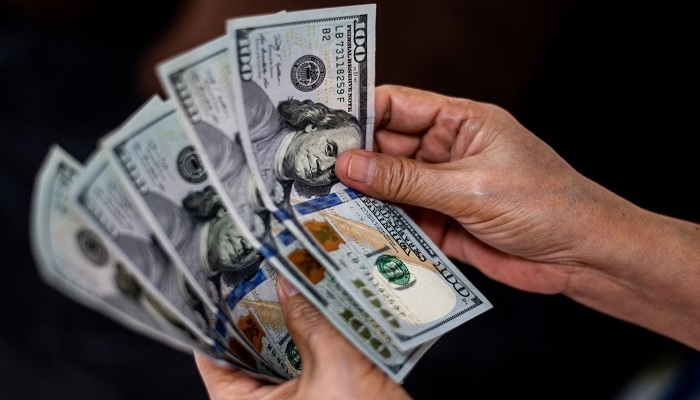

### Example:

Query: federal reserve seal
xmin=177 ymin=146 xmax=207 ymax=183
xmin=290 ymin=55 xmax=326 ymax=92
xmin=285 ymin=340 xmax=302 ymax=370
xmin=375 ymin=254 xmax=412 ymax=287
xmin=76 ymin=229 xmax=108 ymax=266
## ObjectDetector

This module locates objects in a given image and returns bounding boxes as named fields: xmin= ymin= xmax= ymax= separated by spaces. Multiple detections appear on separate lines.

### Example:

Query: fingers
xmin=275 ymin=276 xmax=351 ymax=375
xmin=276 ymin=275 xmax=381 ymax=380
xmin=274 ymin=276 xmax=410 ymax=399
xmin=374 ymin=85 xmax=488 ymax=163
xmin=336 ymin=149 xmax=460 ymax=215
xmin=194 ymin=352 xmax=267 ymax=399
xmin=375 ymin=85 xmax=445 ymax=134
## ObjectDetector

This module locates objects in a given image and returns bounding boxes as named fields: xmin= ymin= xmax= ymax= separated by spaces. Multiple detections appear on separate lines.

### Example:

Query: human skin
xmin=335 ymin=85 xmax=700 ymax=352
xmin=195 ymin=84 xmax=699 ymax=399
xmin=194 ymin=276 xmax=411 ymax=400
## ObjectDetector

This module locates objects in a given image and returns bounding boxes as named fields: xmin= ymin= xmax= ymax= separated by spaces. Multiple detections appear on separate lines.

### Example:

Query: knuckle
xmin=380 ymin=157 xmax=417 ymax=203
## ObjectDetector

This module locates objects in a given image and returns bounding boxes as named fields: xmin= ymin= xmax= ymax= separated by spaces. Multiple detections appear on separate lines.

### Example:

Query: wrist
xmin=564 ymin=188 xmax=700 ymax=349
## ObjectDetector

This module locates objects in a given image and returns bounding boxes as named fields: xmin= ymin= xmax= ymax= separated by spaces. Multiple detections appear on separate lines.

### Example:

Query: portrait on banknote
xmin=103 ymin=100 xmax=265 ymax=318
xmin=30 ymin=4 xmax=497 ymax=384
xmin=70 ymin=153 xmax=216 ymax=340
xmin=226 ymin=5 xmax=375 ymax=220
xmin=139 ymin=187 xmax=262 ymax=292
xmin=75 ymin=209 xmax=271 ymax=373
xmin=181 ymin=118 xmax=269 ymax=241
xmin=157 ymin=37 xmax=269 ymax=242
xmin=239 ymin=79 xmax=365 ymax=210
xmin=104 ymin=99 xmax=301 ymax=378
xmin=156 ymin=37 xmax=430 ymax=381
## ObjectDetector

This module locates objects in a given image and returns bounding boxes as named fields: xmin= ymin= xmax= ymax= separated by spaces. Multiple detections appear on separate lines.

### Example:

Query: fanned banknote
xmin=289 ymin=189 xmax=493 ymax=349
xmin=30 ymin=145 xmax=198 ymax=354
xmin=99 ymin=97 xmax=298 ymax=378
xmin=226 ymin=4 xmax=491 ymax=350
xmin=70 ymin=147 xmax=284 ymax=378
xmin=29 ymin=3 xmax=494 ymax=384
xmin=156 ymin=35 xmax=433 ymax=382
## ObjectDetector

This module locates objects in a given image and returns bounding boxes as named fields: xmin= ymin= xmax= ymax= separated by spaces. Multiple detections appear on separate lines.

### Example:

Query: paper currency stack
xmin=29 ymin=4 xmax=492 ymax=383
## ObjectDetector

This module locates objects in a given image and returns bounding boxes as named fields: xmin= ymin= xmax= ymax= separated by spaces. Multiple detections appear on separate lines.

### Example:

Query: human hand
xmin=336 ymin=85 xmax=612 ymax=295
xmin=334 ymin=85 xmax=700 ymax=350
xmin=194 ymin=276 xmax=411 ymax=400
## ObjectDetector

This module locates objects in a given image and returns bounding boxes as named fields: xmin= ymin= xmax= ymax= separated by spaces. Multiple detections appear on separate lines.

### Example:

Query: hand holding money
xmin=334 ymin=84 xmax=700 ymax=355
xmin=195 ymin=275 xmax=411 ymax=400
xmin=335 ymin=84 xmax=579 ymax=295
xmin=30 ymin=4 xmax=492 ymax=385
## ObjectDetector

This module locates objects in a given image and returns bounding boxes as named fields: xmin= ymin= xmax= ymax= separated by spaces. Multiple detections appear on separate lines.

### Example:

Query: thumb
xmin=276 ymin=275 xmax=352 ymax=374
xmin=336 ymin=148 xmax=449 ymax=210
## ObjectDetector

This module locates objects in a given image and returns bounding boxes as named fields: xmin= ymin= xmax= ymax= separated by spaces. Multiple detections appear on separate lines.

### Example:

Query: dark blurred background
xmin=1 ymin=1 xmax=698 ymax=399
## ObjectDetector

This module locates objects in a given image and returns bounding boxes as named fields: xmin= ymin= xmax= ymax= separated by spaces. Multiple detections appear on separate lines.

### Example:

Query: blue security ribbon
xmin=276 ymin=229 xmax=296 ymax=246
xmin=224 ymin=268 xmax=267 ymax=310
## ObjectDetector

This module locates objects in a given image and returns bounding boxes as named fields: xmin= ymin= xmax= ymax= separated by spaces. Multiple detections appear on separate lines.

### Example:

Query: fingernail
xmin=278 ymin=275 xmax=299 ymax=302
xmin=347 ymin=153 xmax=377 ymax=183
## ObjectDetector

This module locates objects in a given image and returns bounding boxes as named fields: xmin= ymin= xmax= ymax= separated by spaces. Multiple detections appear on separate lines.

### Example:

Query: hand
xmin=335 ymin=85 xmax=700 ymax=350
xmin=194 ymin=276 xmax=411 ymax=400
xmin=337 ymin=85 xmax=605 ymax=294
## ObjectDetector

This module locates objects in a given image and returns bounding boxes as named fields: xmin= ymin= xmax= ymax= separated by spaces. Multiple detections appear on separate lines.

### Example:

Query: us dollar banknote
xmin=225 ymin=5 xmax=375 ymax=220
xmin=30 ymin=145 xmax=200 ymax=354
xmin=226 ymin=4 xmax=491 ymax=350
xmin=289 ymin=188 xmax=493 ymax=349
xmin=267 ymin=214 xmax=435 ymax=381
xmin=156 ymin=35 xmax=433 ymax=381
xmin=70 ymin=148 xmax=283 ymax=378
xmin=100 ymin=97 xmax=299 ymax=378
xmin=29 ymin=3 xmax=494 ymax=383
xmin=33 ymin=145 xmax=281 ymax=381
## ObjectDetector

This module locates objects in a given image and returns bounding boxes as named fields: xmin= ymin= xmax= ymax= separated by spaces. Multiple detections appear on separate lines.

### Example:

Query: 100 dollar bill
xmin=156 ymin=34 xmax=432 ymax=381
xmin=70 ymin=149 xmax=282 ymax=377
xmin=31 ymin=145 xmax=199 ymax=354
xmin=290 ymin=187 xmax=493 ymax=349
xmin=226 ymin=4 xmax=491 ymax=349
xmin=100 ymin=97 xmax=298 ymax=379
